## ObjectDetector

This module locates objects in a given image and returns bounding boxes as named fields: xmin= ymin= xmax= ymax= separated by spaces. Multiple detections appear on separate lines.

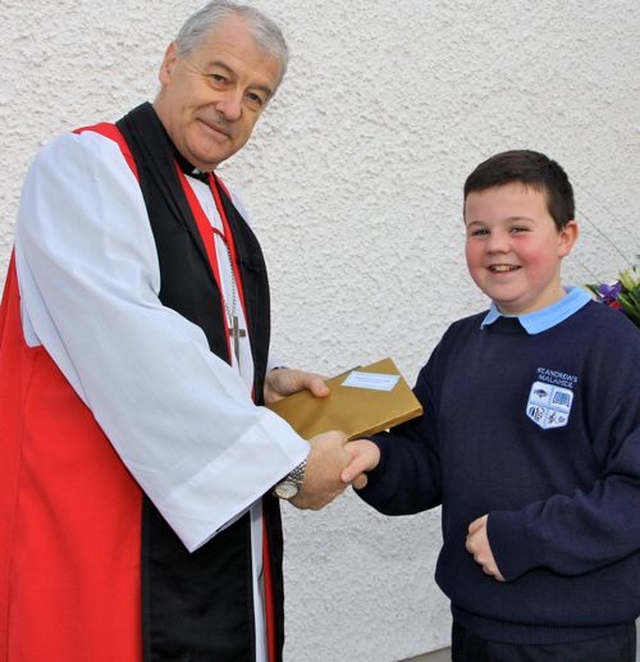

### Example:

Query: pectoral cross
xmin=229 ymin=315 xmax=246 ymax=365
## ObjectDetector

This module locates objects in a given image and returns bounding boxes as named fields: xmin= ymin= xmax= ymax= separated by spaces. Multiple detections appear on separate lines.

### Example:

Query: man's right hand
xmin=289 ymin=430 xmax=350 ymax=510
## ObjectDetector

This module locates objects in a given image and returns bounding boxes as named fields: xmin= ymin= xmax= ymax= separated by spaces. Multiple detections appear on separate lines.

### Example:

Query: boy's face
xmin=464 ymin=182 xmax=578 ymax=316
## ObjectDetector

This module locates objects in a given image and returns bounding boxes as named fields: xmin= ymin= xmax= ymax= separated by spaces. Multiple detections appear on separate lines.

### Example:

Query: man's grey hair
xmin=175 ymin=0 xmax=288 ymax=85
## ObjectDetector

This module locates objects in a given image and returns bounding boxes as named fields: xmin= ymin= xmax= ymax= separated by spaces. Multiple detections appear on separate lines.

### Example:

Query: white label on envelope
xmin=342 ymin=371 xmax=400 ymax=391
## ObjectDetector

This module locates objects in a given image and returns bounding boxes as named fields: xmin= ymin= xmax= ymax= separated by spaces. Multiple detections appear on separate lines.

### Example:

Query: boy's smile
xmin=464 ymin=182 xmax=578 ymax=316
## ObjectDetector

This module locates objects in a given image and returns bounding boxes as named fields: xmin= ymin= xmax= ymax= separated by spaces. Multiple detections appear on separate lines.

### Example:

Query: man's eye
xmin=245 ymin=92 xmax=266 ymax=108
xmin=210 ymin=74 xmax=227 ymax=84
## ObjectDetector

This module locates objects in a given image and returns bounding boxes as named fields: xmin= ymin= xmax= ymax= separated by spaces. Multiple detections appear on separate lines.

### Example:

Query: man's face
xmin=154 ymin=15 xmax=282 ymax=171
xmin=464 ymin=182 xmax=578 ymax=315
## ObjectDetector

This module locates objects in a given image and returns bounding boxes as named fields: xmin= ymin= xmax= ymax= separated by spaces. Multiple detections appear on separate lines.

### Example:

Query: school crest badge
xmin=526 ymin=381 xmax=573 ymax=430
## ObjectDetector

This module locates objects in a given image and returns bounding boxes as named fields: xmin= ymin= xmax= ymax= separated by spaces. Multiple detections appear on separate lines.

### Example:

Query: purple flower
xmin=595 ymin=281 xmax=622 ymax=304
xmin=587 ymin=263 xmax=640 ymax=328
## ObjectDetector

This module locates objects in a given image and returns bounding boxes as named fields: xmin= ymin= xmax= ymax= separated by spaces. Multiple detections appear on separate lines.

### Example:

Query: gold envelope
xmin=267 ymin=357 xmax=423 ymax=440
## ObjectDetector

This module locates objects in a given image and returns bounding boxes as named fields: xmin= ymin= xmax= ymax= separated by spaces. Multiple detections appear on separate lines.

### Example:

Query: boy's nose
xmin=487 ymin=231 xmax=510 ymax=253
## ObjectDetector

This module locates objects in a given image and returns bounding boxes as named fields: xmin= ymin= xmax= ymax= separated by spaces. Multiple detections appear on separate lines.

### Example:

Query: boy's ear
xmin=558 ymin=220 xmax=579 ymax=258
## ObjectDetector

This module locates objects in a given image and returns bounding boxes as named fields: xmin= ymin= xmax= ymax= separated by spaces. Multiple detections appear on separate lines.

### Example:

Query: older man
xmin=0 ymin=2 xmax=349 ymax=660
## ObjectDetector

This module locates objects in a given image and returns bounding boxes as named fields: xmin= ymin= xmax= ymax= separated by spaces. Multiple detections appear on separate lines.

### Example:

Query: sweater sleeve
xmin=489 ymin=327 xmax=640 ymax=581
xmin=356 ymin=361 xmax=442 ymax=514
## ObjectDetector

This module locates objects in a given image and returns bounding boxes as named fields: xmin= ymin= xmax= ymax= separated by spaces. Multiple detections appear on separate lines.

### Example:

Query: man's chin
xmin=186 ymin=146 xmax=228 ymax=171
xmin=187 ymin=133 xmax=248 ymax=169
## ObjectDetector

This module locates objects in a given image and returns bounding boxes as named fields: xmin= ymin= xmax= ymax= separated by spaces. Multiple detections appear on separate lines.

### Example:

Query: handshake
xmin=266 ymin=367 xmax=383 ymax=510
xmin=285 ymin=429 xmax=372 ymax=510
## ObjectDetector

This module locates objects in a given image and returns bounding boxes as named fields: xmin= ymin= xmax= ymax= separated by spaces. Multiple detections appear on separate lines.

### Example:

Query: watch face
xmin=274 ymin=480 xmax=299 ymax=500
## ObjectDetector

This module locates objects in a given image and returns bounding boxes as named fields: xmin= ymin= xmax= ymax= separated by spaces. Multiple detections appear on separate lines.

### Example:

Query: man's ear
xmin=159 ymin=41 xmax=179 ymax=85
xmin=558 ymin=219 xmax=579 ymax=258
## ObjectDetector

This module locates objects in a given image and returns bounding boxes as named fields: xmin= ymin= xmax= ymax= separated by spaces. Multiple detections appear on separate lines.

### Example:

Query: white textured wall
xmin=2 ymin=1 xmax=639 ymax=660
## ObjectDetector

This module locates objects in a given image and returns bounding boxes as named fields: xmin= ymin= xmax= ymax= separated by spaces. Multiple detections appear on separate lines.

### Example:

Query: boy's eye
xmin=510 ymin=226 xmax=528 ymax=234
xmin=470 ymin=228 xmax=489 ymax=237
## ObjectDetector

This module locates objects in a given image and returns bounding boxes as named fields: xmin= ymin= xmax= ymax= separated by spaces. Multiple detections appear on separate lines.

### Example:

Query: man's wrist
xmin=273 ymin=459 xmax=307 ymax=500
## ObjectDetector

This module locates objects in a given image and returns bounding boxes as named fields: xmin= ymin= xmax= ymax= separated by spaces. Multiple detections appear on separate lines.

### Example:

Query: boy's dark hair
xmin=464 ymin=150 xmax=575 ymax=230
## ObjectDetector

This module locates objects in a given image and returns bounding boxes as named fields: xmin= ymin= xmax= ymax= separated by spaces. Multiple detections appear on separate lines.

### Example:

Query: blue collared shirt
xmin=481 ymin=286 xmax=592 ymax=335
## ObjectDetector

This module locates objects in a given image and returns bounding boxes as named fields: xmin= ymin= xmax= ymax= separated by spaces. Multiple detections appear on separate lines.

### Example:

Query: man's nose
xmin=215 ymin=91 xmax=243 ymax=121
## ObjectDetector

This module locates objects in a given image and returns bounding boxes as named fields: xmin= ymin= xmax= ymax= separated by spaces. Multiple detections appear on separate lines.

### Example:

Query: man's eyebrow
xmin=205 ymin=59 xmax=233 ymax=74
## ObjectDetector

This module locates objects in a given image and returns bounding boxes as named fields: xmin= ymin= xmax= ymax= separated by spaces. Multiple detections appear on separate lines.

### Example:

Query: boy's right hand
xmin=341 ymin=439 xmax=381 ymax=489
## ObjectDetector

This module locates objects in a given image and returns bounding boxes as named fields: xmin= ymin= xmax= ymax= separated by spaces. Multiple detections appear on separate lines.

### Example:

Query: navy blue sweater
xmin=358 ymin=300 xmax=640 ymax=644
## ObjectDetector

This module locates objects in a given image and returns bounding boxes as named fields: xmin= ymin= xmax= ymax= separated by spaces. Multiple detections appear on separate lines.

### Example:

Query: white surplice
xmin=14 ymin=129 xmax=308 ymax=661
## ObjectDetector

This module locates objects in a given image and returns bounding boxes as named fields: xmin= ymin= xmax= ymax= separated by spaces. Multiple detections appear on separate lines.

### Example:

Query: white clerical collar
xmin=481 ymin=286 xmax=591 ymax=335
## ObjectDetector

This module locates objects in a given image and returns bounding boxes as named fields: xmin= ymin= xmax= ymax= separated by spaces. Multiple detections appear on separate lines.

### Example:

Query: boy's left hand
xmin=466 ymin=515 xmax=506 ymax=582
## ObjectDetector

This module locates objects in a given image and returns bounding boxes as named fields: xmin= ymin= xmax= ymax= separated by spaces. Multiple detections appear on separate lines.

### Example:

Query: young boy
xmin=343 ymin=150 xmax=640 ymax=661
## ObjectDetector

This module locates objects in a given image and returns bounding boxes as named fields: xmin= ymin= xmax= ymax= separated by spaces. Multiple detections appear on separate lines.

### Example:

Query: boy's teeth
xmin=491 ymin=265 xmax=518 ymax=272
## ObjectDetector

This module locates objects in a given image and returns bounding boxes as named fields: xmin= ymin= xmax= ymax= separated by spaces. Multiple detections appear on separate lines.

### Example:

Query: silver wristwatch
xmin=273 ymin=459 xmax=307 ymax=500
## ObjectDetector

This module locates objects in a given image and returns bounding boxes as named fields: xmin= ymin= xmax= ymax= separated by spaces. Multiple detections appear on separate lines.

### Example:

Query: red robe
xmin=0 ymin=253 xmax=143 ymax=659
